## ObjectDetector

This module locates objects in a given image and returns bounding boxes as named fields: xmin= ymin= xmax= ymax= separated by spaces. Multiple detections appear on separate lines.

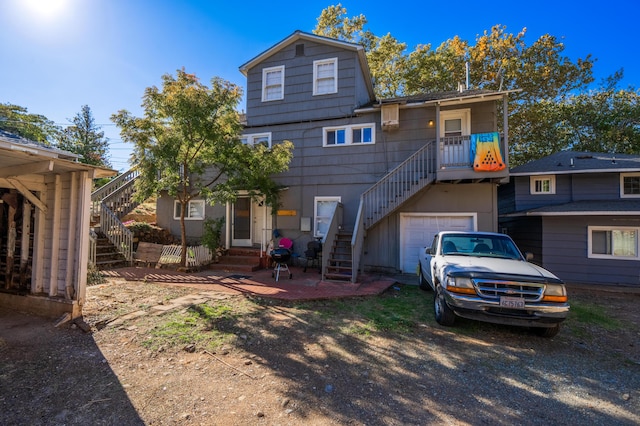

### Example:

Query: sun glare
xmin=22 ymin=0 xmax=70 ymax=20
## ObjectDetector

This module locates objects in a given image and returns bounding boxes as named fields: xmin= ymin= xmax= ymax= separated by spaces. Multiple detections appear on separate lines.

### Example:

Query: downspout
xmin=435 ymin=104 xmax=441 ymax=171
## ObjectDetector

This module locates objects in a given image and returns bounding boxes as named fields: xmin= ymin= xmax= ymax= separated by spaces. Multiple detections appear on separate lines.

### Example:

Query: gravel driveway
xmin=0 ymin=281 xmax=639 ymax=425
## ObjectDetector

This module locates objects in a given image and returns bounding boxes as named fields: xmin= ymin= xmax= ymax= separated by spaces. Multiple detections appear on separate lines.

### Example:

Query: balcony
xmin=436 ymin=133 xmax=509 ymax=182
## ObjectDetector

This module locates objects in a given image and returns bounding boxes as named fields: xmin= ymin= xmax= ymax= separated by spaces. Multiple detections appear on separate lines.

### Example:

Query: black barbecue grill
xmin=271 ymin=247 xmax=292 ymax=281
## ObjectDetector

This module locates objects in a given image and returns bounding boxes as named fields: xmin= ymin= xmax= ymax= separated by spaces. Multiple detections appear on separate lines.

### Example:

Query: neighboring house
xmin=0 ymin=130 xmax=116 ymax=318
xmin=156 ymin=30 xmax=517 ymax=280
xmin=498 ymin=151 xmax=640 ymax=287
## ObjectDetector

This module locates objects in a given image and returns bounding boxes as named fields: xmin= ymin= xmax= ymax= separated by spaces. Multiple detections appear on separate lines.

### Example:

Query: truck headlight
xmin=445 ymin=276 xmax=476 ymax=295
xmin=541 ymin=284 xmax=568 ymax=303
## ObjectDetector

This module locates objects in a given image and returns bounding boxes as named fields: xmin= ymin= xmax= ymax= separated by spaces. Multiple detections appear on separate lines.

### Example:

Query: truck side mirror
xmin=525 ymin=252 xmax=534 ymax=261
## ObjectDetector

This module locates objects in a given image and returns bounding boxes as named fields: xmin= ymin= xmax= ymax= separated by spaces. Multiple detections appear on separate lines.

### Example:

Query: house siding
xmin=362 ymin=183 xmax=497 ymax=271
xmin=245 ymin=40 xmax=370 ymax=126
xmin=542 ymin=216 xmax=640 ymax=286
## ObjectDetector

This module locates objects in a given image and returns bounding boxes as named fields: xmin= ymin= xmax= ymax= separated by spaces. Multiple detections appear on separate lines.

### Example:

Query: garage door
xmin=400 ymin=214 xmax=476 ymax=273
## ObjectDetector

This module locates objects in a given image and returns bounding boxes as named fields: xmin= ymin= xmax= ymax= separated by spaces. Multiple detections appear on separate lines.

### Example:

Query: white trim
xmin=241 ymin=132 xmax=272 ymax=148
xmin=173 ymin=199 xmax=205 ymax=220
xmin=313 ymin=58 xmax=338 ymax=96
xmin=530 ymin=175 xmax=556 ymax=195
xmin=399 ymin=213 xmax=478 ymax=273
xmin=262 ymin=65 xmax=284 ymax=102
xmin=323 ymin=123 xmax=376 ymax=146
xmin=588 ymin=225 xmax=639 ymax=260
xmin=439 ymin=109 xmax=470 ymax=137
xmin=314 ymin=196 xmax=341 ymax=238
xmin=621 ymin=172 xmax=640 ymax=198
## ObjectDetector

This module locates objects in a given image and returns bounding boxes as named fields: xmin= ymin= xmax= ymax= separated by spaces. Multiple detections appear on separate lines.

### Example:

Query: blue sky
xmin=1 ymin=0 xmax=638 ymax=171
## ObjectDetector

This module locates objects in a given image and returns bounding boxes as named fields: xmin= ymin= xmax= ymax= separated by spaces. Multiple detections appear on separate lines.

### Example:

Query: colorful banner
xmin=470 ymin=132 xmax=506 ymax=172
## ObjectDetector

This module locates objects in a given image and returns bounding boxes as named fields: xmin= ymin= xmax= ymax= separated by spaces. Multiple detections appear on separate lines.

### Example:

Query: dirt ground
xmin=1 ymin=279 xmax=639 ymax=426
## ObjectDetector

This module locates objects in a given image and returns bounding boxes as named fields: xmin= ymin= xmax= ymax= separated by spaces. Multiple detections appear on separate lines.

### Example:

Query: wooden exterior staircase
xmin=89 ymin=169 xmax=140 ymax=269
xmin=322 ymin=141 xmax=437 ymax=282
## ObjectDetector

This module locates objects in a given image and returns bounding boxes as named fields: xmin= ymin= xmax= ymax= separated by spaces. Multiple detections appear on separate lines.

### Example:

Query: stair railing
xmin=91 ymin=168 xmax=140 ymax=218
xmin=361 ymin=141 xmax=437 ymax=229
xmin=100 ymin=204 xmax=134 ymax=262
xmin=90 ymin=168 xmax=140 ymax=263
xmin=351 ymin=141 xmax=437 ymax=282
xmin=320 ymin=203 xmax=343 ymax=281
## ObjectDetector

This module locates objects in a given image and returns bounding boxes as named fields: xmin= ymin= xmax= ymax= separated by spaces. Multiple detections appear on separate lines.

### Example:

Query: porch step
xmin=325 ymin=232 xmax=353 ymax=281
xmin=94 ymin=236 xmax=128 ymax=270
xmin=214 ymin=247 xmax=262 ymax=272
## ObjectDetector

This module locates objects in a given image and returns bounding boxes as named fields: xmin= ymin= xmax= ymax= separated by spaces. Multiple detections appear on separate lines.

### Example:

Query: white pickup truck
xmin=418 ymin=231 xmax=569 ymax=337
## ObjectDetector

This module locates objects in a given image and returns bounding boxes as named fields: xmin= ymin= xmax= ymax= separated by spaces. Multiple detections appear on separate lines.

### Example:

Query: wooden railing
xmin=90 ymin=168 xmax=140 ymax=218
xmin=90 ymin=168 xmax=140 ymax=264
xmin=361 ymin=141 xmax=437 ymax=229
xmin=100 ymin=205 xmax=134 ymax=262
xmin=350 ymin=141 xmax=437 ymax=282
xmin=320 ymin=203 xmax=343 ymax=281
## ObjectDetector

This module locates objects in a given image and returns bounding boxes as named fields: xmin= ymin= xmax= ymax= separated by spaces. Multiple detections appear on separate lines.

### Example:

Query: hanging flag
xmin=470 ymin=132 xmax=505 ymax=172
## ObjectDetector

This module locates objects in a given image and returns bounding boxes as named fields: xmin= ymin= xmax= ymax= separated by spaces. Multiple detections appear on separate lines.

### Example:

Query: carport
xmin=0 ymin=130 xmax=116 ymax=318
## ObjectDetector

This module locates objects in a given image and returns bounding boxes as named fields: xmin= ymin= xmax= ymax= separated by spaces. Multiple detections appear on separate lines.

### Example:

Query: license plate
xmin=500 ymin=296 xmax=525 ymax=309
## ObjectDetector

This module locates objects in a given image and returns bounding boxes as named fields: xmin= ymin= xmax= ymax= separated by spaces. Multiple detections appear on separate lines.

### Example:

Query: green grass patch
xmin=568 ymin=301 xmax=623 ymax=330
xmin=142 ymin=302 xmax=245 ymax=351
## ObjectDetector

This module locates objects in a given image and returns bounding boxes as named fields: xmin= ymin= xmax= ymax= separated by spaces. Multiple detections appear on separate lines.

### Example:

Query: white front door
xmin=399 ymin=213 xmax=476 ymax=273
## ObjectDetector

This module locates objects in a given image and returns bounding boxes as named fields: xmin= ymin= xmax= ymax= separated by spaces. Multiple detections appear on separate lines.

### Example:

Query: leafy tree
xmin=0 ymin=103 xmax=59 ymax=144
xmin=313 ymin=4 xmax=407 ymax=98
xmin=57 ymin=105 xmax=111 ymax=168
xmin=314 ymin=6 xmax=601 ymax=166
xmin=112 ymin=69 xmax=293 ymax=266
xmin=529 ymin=72 xmax=640 ymax=157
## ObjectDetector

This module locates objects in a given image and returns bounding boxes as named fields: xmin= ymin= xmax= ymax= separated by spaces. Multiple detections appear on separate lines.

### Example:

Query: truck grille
xmin=473 ymin=279 xmax=544 ymax=301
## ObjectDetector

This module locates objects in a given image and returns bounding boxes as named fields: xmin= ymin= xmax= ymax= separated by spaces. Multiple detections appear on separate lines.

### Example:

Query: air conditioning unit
xmin=381 ymin=104 xmax=399 ymax=130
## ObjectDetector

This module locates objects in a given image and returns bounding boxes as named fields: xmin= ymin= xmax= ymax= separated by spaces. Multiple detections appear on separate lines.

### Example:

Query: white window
xmin=621 ymin=173 xmax=640 ymax=198
xmin=530 ymin=175 xmax=556 ymax=194
xmin=439 ymin=109 xmax=470 ymax=137
xmin=314 ymin=196 xmax=340 ymax=238
xmin=240 ymin=132 xmax=271 ymax=148
xmin=323 ymin=123 xmax=375 ymax=146
xmin=588 ymin=226 xmax=639 ymax=259
xmin=262 ymin=66 xmax=284 ymax=102
xmin=313 ymin=58 xmax=337 ymax=95
xmin=173 ymin=200 xmax=205 ymax=220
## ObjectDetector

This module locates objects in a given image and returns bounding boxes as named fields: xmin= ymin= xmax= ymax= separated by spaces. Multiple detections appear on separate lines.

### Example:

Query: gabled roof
xmin=510 ymin=151 xmax=640 ymax=176
xmin=238 ymin=30 xmax=375 ymax=99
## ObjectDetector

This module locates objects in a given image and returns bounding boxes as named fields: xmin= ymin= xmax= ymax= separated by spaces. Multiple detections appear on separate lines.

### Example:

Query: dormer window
xmin=621 ymin=173 xmax=640 ymax=198
xmin=313 ymin=58 xmax=337 ymax=95
xmin=262 ymin=66 xmax=284 ymax=102
xmin=530 ymin=175 xmax=556 ymax=194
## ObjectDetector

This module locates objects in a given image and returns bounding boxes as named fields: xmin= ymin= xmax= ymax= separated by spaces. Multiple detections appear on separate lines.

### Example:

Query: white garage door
xmin=400 ymin=214 xmax=476 ymax=273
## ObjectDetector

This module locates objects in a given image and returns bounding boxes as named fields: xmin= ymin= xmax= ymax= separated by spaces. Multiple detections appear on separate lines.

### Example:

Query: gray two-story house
xmin=157 ymin=30 xmax=517 ymax=281
xmin=499 ymin=151 xmax=640 ymax=287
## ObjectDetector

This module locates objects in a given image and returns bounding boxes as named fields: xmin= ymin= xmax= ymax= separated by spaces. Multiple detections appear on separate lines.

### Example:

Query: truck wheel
xmin=434 ymin=286 xmax=456 ymax=326
xmin=533 ymin=324 xmax=560 ymax=338
xmin=419 ymin=271 xmax=431 ymax=291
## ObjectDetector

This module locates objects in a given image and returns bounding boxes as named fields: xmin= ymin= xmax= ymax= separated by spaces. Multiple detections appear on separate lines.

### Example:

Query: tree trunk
xmin=180 ymin=202 xmax=187 ymax=267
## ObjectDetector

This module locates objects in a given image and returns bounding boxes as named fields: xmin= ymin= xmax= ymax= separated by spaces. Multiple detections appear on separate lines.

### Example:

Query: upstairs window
xmin=530 ymin=175 xmax=556 ymax=194
xmin=621 ymin=173 xmax=640 ymax=198
xmin=241 ymin=133 xmax=271 ymax=148
xmin=262 ymin=66 xmax=284 ymax=101
xmin=324 ymin=124 xmax=375 ymax=146
xmin=313 ymin=58 xmax=337 ymax=95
